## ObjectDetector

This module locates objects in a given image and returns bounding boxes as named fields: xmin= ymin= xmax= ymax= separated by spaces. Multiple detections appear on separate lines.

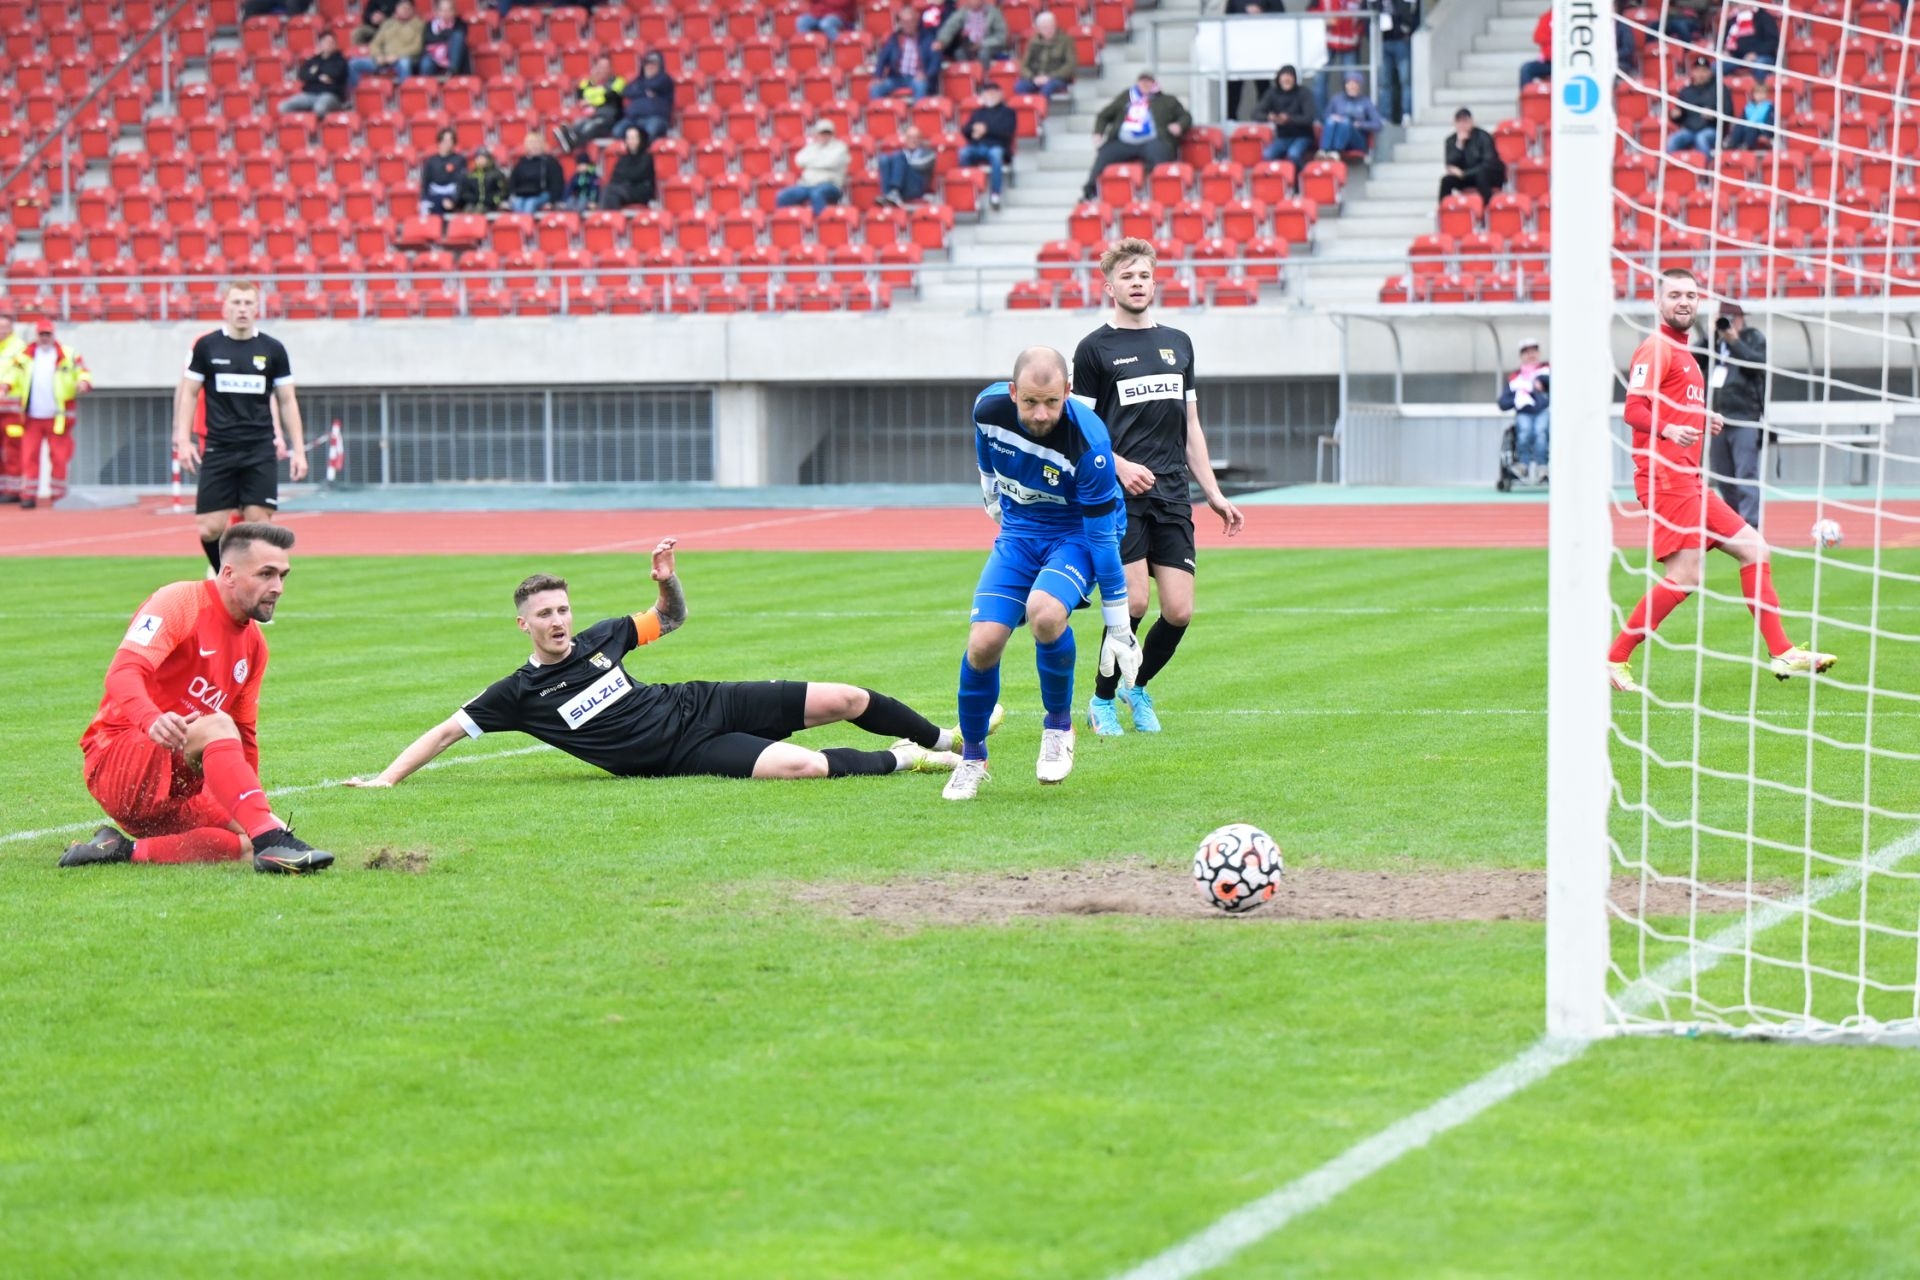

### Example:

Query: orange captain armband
xmin=630 ymin=609 xmax=664 ymax=646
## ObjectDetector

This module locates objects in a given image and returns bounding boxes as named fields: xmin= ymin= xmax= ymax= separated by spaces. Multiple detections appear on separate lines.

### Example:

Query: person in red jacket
xmin=60 ymin=522 xmax=335 ymax=873
xmin=1520 ymin=10 xmax=1552 ymax=87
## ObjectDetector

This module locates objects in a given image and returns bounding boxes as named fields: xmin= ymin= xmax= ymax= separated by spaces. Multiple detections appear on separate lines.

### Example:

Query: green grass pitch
xmin=2 ymin=547 xmax=1918 ymax=1278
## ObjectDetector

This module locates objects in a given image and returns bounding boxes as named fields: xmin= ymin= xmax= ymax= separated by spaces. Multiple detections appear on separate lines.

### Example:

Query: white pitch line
xmin=1110 ymin=824 xmax=1920 ymax=1280
xmin=569 ymin=507 xmax=876 ymax=554
xmin=0 ymin=743 xmax=553 ymax=849
xmin=0 ymin=510 xmax=321 ymax=555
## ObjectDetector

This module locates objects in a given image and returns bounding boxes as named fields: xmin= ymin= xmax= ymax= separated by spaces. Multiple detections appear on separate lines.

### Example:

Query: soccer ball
xmin=1193 ymin=823 xmax=1284 ymax=914
xmin=1812 ymin=518 xmax=1844 ymax=549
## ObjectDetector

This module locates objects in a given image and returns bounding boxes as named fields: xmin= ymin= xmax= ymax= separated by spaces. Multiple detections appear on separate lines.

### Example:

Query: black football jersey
xmin=184 ymin=329 xmax=293 ymax=447
xmin=454 ymin=616 xmax=684 ymax=776
xmin=1071 ymin=323 xmax=1197 ymax=505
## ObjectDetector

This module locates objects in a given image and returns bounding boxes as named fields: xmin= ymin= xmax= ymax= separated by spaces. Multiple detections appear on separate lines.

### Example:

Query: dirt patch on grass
xmin=363 ymin=847 xmax=432 ymax=874
xmin=796 ymin=859 xmax=1786 ymax=926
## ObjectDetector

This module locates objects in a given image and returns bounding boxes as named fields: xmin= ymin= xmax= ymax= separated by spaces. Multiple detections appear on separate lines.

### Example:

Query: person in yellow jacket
xmin=9 ymin=318 xmax=92 ymax=509
xmin=0 ymin=307 xmax=24 ymax=504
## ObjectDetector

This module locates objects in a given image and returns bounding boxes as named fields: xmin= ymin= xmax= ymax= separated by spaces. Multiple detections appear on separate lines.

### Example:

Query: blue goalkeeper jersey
xmin=972 ymin=381 xmax=1129 ymax=613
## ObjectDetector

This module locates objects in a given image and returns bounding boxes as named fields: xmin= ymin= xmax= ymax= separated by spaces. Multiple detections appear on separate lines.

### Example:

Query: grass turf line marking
xmin=0 ymin=743 xmax=552 ymax=848
xmin=0 ymin=511 xmax=321 ymax=555
xmin=569 ymin=508 xmax=875 ymax=554
xmin=1110 ymin=824 xmax=1920 ymax=1280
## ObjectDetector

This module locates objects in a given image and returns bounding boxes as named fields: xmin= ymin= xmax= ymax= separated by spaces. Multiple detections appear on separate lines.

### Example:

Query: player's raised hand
xmin=1099 ymin=625 xmax=1143 ymax=691
xmin=1116 ymin=457 xmax=1156 ymax=496
xmin=650 ymin=536 xmax=678 ymax=581
xmin=1209 ymin=492 xmax=1245 ymax=537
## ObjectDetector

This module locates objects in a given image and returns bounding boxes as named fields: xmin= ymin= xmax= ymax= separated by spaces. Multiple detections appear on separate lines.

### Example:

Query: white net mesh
xmin=1603 ymin=0 xmax=1920 ymax=1038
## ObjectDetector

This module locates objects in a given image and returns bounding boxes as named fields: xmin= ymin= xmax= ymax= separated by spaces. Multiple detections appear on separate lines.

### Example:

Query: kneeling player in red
xmin=344 ymin=537 xmax=984 ymax=788
xmin=1608 ymin=267 xmax=1835 ymax=693
xmin=61 ymin=522 xmax=333 ymax=873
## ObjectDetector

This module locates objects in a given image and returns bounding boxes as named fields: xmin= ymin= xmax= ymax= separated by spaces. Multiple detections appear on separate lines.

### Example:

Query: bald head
xmin=1010 ymin=347 xmax=1071 ymax=436
xmin=1012 ymin=345 xmax=1069 ymax=388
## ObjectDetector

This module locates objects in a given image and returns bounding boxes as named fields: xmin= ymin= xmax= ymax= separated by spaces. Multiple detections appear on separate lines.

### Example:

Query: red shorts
xmin=1644 ymin=488 xmax=1749 ymax=562
xmin=82 ymin=730 xmax=232 ymax=838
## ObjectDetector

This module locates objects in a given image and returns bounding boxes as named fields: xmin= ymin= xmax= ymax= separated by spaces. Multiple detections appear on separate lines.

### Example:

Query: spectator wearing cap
xmin=346 ymin=0 xmax=423 ymax=89
xmin=938 ymin=0 xmax=1012 ymax=63
xmin=1014 ymin=10 xmax=1076 ymax=97
xmin=1519 ymin=9 xmax=1551 ymax=87
xmin=1725 ymin=78 xmax=1774 ymax=150
xmin=1259 ymin=65 xmax=1317 ymax=169
xmin=618 ymin=51 xmax=676 ymax=140
xmin=0 ymin=309 xmax=22 ymax=505
xmin=877 ymin=123 xmax=938 ymax=206
xmin=419 ymin=0 xmax=469 ymax=78
xmin=4 ymin=318 xmax=91 ymax=510
xmin=960 ymin=82 xmax=1018 ymax=209
xmin=776 ymin=119 xmax=851 ymax=215
xmin=1439 ymin=108 xmax=1505 ymax=203
xmin=872 ymin=6 xmax=941 ymax=101
xmin=419 ymin=126 xmax=466 ymax=216
xmin=1498 ymin=338 xmax=1552 ymax=486
xmin=1667 ymin=57 xmax=1728 ymax=155
xmin=796 ymin=0 xmax=858 ymax=40
xmin=1081 ymin=72 xmax=1190 ymax=200
xmin=279 ymin=30 xmax=348 ymax=116
xmin=1319 ymin=72 xmax=1382 ymax=158
xmin=507 ymin=130 xmax=565 ymax=213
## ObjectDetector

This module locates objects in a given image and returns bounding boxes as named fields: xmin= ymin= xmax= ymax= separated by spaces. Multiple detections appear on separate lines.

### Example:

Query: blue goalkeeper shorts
xmin=970 ymin=529 xmax=1094 ymax=628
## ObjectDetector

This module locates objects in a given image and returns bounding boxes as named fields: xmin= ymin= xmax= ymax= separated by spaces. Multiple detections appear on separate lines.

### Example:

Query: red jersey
xmin=1625 ymin=323 xmax=1708 ymax=501
xmin=82 ymin=579 xmax=268 ymax=764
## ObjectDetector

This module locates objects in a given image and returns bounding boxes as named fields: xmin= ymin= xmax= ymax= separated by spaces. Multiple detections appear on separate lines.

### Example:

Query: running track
xmin=0 ymin=497 xmax=1913 ymax=556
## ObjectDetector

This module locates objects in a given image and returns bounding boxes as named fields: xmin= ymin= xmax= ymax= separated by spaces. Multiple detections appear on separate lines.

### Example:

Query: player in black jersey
xmin=344 ymin=538 xmax=985 ymax=787
xmin=1071 ymin=238 xmax=1244 ymax=736
xmin=173 ymin=281 xmax=308 ymax=574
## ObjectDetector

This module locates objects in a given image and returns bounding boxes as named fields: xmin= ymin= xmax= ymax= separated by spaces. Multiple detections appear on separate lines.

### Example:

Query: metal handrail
xmin=0 ymin=0 xmax=196 ymax=204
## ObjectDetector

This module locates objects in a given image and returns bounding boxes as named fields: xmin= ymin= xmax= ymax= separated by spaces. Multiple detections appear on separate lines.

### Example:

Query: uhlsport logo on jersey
xmin=560 ymin=666 xmax=632 ymax=728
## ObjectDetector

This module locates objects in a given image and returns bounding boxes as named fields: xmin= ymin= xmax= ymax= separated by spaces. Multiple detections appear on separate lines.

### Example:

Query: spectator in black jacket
xmin=1258 ymin=65 xmax=1316 ymax=168
xmin=1709 ymin=303 xmax=1769 ymax=527
xmin=279 ymin=30 xmax=348 ymax=116
xmin=617 ymin=51 xmax=676 ymax=140
xmin=420 ymin=127 xmax=465 ymax=215
xmin=1722 ymin=2 xmax=1780 ymax=80
xmin=1377 ymin=0 xmax=1419 ymax=125
xmin=419 ymin=0 xmax=469 ymax=77
xmin=1439 ymin=108 xmax=1505 ymax=202
xmin=1666 ymin=56 xmax=1728 ymax=155
xmin=351 ymin=0 xmax=397 ymax=46
xmin=601 ymin=126 xmax=657 ymax=209
xmin=464 ymin=149 xmax=507 ymax=212
xmin=959 ymin=82 xmax=1018 ymax=208
xmin=507 ymin=131 xmax=565 ymax=213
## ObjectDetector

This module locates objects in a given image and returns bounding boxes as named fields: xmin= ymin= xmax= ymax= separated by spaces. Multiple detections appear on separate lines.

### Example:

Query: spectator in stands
xmin=601 ymin=126 xmax=657 ymax=209
xmin=1320 ymin=72 xmax=1382 ymax=158
xmin=1709 ymin=302 xmax=1768 ymax=528
xmin=1224 ymin=0 xmax=1274 ymax=119
xmin=553 ymin=54 xmax=627 ymax=152
xmin=464 ymin=148 xmax=508 ymax=212
xmin=1722 ymin=2 xmax=1781 ymax=80
xmin=938 ymin=0 xmax=1012 ymax=63
xmin=244 ymin=0 xmax=314 ymax=16
xmin=350 ymin=0 xmax=396 ymax=47
xmin=776 ymin=119 xmax=852 ymax=216
xmin=279 ymin=30 xmax=348 ymax=117
xmin=618 ymin=51 xmax=676 ymax=140
xmin=1014 ymin=10 xmax=1076 ymax=97
xmin=1259 ymin=65 xmax=1317 ymax=170
xmin=347 ymin=0 xmax=423 ymax=89
xmin=419 ymin=0 xmax=469 ymax=78
xmin=960 ymin=81 xmax=1018 ymax=209
xmin=877 ymin=123 xmax=938 ymax=206
xmin=796 ymin=0 xmax=857 ymax=40
xmin=1665 ymin=0 xmax=1709 ymax=42
xmin=564 ymin=149 xmax=601 ymax=212
xmin=420 ymin=126 xmax=466 ymax=216
xmin=872 ymin=6 xmax=941 ymax=101
xmin=1726 ymin=78 xmax=1775 ymax=150
xmin=1081 ymin=72 xmax=1189 ymax=201
xmin=1667 ymin=56 xmax=1728 ymax=156
xmin=1519 ymin=9 xmax=1551 ymax=87
xmin=507 ymin=131 xmax=565 ymax=213
xmin=1377 ymin=0 xmax=1419 ymax=126
xmin=1498 ymin=338 xmax=1552 ymax=486
xmin=1307 ymin=0 xmax=1365 ymax=111
xmin=1617 ymin=0 xmax=1639 ymax=77
xmin=1439 ymin=107 xmax=1505 ymax=203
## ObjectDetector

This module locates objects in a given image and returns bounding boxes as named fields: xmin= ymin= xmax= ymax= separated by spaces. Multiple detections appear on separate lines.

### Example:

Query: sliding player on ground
xmin=1073 ymin=238 xmax=1243 ymax=735
xmin=945 ymin=346 xmax=1139 ymax=801
xmin=345 ymin=538 xmax=983 ymax=787
xmin=1608 ymin=267 xmax=1834 ymax=692
xmin=60 ymin=522 xmax=335 ymax=873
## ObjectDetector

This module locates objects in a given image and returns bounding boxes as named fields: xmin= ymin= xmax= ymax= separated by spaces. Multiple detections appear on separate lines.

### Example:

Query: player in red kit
xmin=1608 ymin=267 xmax=1835 ymax=693
xmin=59 ymin=522 xmax=334 ymax=873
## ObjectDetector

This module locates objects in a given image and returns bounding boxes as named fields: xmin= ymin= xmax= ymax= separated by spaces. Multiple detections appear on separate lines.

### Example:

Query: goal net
xmin=1547 ymin=0 xmax=1920 ymax=1042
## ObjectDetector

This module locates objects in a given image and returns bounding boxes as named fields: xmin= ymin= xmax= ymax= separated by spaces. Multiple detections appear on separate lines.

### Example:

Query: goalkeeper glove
xmin=1098 ymin=625 xmax=1142 ymax=690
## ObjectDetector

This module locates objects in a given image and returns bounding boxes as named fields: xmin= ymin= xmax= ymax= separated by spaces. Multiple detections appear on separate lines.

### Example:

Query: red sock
xmin=1609 ymin=577 xmax=1693 ymax=663
xmin=199 ymin=738 xmax=282 ymax=840
xmin=132 ymin=828 xmax=245 ymax=864
xmin=1740 ymin=562 xmax=1794 ymax=657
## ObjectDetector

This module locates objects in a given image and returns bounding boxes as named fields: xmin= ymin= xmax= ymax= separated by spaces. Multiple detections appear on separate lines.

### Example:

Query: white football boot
xmin=1036 ymin=726 xmax=1075 ymax=784
xmin=942 ymin=757 xmax=990 ymax=801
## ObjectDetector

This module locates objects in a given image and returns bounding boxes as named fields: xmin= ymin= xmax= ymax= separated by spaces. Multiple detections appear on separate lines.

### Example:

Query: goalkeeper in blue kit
xmin=944 ymin=346 xmax=1141 ymax=801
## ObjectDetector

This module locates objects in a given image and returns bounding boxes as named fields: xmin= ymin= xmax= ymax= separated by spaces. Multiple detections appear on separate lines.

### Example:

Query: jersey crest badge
xmin=1042 ymin=464 xmax=1060 ymax=486
xmin=126 ymin=614 xmax=163 ymax=646
xmin=252 ymin=354 xmax=268 ymax=371
xmin=233 ymin=657 xmax=249 ymax=684
xmin=1159 ymin=348 xmax=1177 ymax=365
xmin=588 ymin=652 xmax=613 ymax=671
xmin=1629 ymin=362 xmax=1650 ymax=388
